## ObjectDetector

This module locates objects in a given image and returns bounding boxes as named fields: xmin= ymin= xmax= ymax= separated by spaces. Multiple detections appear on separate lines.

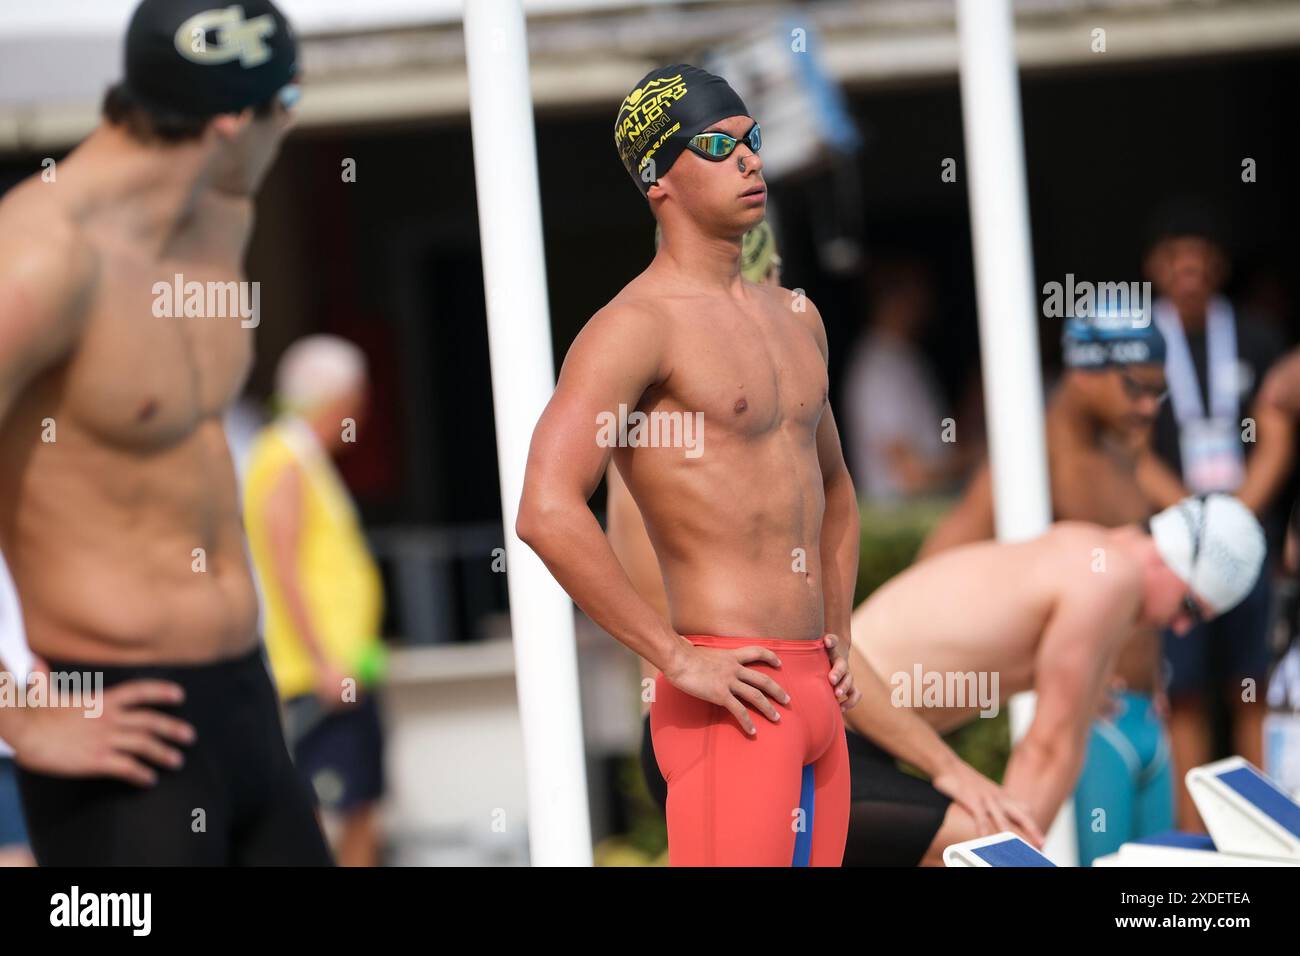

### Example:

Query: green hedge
xmin=854 ymin=498 xmax=948 ymax=602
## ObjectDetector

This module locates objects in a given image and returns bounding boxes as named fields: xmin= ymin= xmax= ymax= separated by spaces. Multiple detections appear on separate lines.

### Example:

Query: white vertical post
xmin=463 ymin=0 xmax=593 ymax=866
xmin=956 ymin=0 xmax=1050 ymax=544
xmin=956 ymin=0 xmax=1077 ymax=865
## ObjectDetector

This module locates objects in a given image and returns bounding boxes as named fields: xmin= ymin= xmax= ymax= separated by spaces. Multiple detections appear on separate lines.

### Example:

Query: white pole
xmin=463 ymin=0 xmax=593 ymax=866
xmin=955 ymin=0 xmax=1050 ymax=544
xmin=956 ymin=0 xmax=1077 ymax=865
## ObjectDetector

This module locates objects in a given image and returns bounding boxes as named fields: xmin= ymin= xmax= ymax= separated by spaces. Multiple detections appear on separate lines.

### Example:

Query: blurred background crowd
xmin=1 ymin=0 xmax=1299 ymax=865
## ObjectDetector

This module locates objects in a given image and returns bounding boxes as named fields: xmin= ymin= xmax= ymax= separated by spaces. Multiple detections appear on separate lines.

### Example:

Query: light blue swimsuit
xmin=1073 ymin=691 xmax=1174 ymax=866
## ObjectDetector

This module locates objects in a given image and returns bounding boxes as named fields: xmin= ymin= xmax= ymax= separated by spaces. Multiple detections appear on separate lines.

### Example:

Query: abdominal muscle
xmin=630 ymin=437 xmax=829 ymax=643
xmin=2 ymin=418 xmax=258 ymax=665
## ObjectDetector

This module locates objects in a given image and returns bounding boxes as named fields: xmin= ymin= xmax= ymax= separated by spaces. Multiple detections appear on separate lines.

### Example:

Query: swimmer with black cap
xmin=612 ymin=221 xmax=784 ymax=821
xmin=0 ymin=0 xmax=331 ymax=864
xmin=521 ymin=64 xmax=863 ymax=866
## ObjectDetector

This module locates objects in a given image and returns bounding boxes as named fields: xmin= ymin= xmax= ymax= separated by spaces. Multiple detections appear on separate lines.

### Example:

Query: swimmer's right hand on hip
xmin=11 ymin=678 xmax=196 ymax=787
xmin=664 ymin=644 xmax=790 ymax=737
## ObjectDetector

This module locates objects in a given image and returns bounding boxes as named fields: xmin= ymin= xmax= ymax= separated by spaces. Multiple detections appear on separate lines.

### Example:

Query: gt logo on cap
xmin=174 ymin=6 xmax=277 ymax=68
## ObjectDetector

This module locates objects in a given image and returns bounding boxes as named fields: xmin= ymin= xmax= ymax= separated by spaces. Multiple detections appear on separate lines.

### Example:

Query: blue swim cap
xmin=1062 ymin=313 xmax=1166 ymax=369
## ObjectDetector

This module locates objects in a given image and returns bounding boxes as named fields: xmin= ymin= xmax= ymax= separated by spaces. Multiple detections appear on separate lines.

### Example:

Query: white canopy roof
xmin=2 ymin=0 xmax=1298 ymax=151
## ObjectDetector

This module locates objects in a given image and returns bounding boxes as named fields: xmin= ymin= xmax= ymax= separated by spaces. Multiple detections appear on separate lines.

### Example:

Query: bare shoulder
xmin=0 ymin=173 xmax=82 ymax=249
xmin=576 ymin=283 xmax=665 ymax=352
xmin=762 ymin=282 xmax=822 ymax=322
xmin=760 ymin=282 xmax=828 ymax=356
xmin=559 ymin=282 xmax=667 ymax=384
xmin=0 ymin=185 xmax=97 ymax=355
xmin=1041 ymin=522 xmax=1142 ymax=600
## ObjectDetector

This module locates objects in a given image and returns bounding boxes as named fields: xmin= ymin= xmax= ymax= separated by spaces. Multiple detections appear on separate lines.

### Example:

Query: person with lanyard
xmin=920 ymin=310 xmax=1175 ymax=866
xmin=1137 ymin=201 xmax=1294 ymax=831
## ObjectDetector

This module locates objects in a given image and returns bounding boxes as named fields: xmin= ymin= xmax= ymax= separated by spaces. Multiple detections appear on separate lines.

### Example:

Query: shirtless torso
xmin=853 ymin=522 xmax=1145 ymax=828
xmin=1045 ymin=397 xmax=1159 ymax=694
xmin=856 ymin=524 xmax=1139 ymax=734
xmin=607 ymin=275 xmax=832 ymax=641
xmin=0 ymin=135 xmax=259 ymax=666
xmin=855 ymin=539 xmax=1050 ymax=734
xmin=918 ymin=386 xmax=1159 ymax=694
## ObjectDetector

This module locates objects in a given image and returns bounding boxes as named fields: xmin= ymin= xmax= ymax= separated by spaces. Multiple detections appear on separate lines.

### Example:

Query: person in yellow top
xmin=244 ymin=335 xmax=386 ymax=867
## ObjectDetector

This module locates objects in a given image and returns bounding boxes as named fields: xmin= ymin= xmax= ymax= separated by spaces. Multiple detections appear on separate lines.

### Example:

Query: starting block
xmin=1094 ymin=758 xmax=1300 ymax=867
xmin=943 ymin=832 xmax=1057 ymax=867
xmin=1187 ymin=757 xmax=1300 ymax=860
xmin=1091 ymin=831 xmax=1298 ymax=867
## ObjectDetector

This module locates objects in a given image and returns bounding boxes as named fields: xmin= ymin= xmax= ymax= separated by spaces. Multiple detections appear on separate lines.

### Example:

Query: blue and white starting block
xmin=943 ymin=832 xmax=1057 ymax=867
xmin=1094 ymin=757 xmax=1300 ymax=867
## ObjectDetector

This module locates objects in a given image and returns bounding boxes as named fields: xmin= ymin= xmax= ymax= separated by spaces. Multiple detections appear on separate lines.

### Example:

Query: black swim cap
xmin=123 ymin=0 xmax=298 ymax=117
xmin=614 ymin=64 xmax=750 ymax=195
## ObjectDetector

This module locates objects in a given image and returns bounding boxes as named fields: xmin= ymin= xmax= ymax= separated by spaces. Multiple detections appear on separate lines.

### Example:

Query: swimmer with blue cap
xmin=1059 ymin=309 xmax=1169 ymax=440
xmin=919 ymin=304 xmax=1179 ymax=866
